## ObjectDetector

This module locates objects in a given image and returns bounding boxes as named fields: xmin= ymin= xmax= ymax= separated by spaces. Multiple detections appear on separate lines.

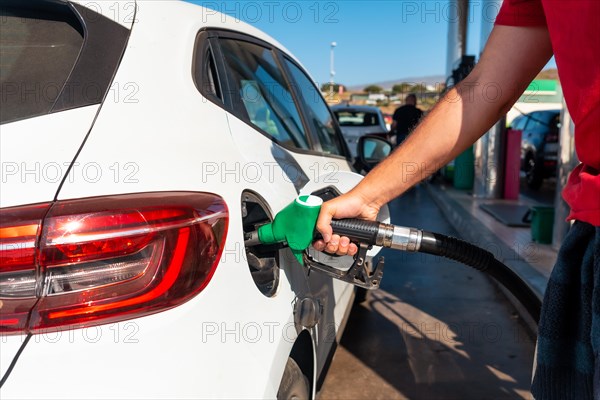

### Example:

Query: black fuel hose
xmin=327 ymin=219 xmax=541 ymax=322
xmin=419 ymin=231 xmax=541 ymax=322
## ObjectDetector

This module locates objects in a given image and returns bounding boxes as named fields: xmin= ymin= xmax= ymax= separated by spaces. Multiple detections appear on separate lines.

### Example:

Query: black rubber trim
xmin=192 ymin=31 xmax=225 ymax=106
xmin=51 ymin=3 xmax=130 ymax=112
xmin=420 ymin=231 xmax=541 ymax=322
xmin=0 ymin=334 xmax=32 ymax=388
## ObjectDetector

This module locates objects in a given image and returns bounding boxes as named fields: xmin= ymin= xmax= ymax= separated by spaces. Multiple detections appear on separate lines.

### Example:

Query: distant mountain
xmin=347 ymin=75 xmax=446 ymax=92
xmin=536 ymin=68 xmax=558 ymax=80
xmin=348 ymin=68 xmax=558 ymax=92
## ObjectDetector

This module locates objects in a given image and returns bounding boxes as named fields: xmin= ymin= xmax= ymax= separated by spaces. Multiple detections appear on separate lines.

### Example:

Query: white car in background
xmin=0 ymin=1 xmax=388 ymax=398
xmin=330 ymin=105 xmax=390 ymax=159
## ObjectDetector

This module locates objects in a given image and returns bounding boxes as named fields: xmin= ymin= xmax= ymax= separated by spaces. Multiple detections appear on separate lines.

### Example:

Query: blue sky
xmin=187 ymin=1 xmax=555 ymax=87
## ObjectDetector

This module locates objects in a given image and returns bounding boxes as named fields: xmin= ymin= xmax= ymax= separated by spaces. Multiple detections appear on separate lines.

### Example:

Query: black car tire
xmin=525 ymin=154 xmax=544 ymax=190
xmin=277 ymin=358 xmax=311 ymax=400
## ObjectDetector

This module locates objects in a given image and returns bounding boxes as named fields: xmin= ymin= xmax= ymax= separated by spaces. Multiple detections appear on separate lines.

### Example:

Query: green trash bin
xmin=443 ymin=163 xmax=455 ymax=181
xmin=453 ymin=146 xmax=474 ymax=190
xmin=528 ymin=206 xmax=555 ymax=244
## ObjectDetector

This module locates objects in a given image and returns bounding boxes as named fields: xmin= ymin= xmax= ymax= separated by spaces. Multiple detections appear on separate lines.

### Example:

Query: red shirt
xmin=496 ymin=0 xmax=600 ymax=226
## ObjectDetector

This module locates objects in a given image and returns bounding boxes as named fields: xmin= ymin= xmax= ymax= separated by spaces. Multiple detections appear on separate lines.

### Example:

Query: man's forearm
xmin=352 ymin=79 xmax=506 ymax=207
xmin=348 ymin=25 xmax=553 ymax=209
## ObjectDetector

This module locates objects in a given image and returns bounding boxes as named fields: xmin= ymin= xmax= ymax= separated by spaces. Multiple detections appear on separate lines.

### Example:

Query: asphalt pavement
xmin=319 ymin=185 xmax=536 ymax=400
xmin=519 ymin=176 xmax=556 ymax=205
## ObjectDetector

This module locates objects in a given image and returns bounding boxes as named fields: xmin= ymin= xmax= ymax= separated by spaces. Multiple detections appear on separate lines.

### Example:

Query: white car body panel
xmin=0 ymin=1 xmax=384 ymax=398
xmin=0 ymin=106 xmax=100 ymax=208
xmin=70 ymin=0 xmax=137 ymax=29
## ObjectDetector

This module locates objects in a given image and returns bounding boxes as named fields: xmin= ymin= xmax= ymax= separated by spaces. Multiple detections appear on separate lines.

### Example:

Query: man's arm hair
xmin=352 ymin=25 xmax=553 ymax=208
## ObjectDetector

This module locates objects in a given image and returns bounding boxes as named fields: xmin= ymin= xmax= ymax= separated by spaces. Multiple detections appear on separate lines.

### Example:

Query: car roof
xmin=75 ymin=0 xmax=307 ymax=72
xmin=526 ymin=109 xmax=561 ymax=116
xmin=331 ymin=105 xmax=382 ymax=113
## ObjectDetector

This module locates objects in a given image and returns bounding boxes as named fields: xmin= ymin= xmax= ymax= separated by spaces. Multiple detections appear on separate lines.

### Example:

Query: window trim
xmin=192 ymin=30 xmax=228 ymax=108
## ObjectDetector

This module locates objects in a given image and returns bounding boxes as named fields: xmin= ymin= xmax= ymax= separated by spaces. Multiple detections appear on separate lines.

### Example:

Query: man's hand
xmin=313 ymin=191 xmax=380 ymax=256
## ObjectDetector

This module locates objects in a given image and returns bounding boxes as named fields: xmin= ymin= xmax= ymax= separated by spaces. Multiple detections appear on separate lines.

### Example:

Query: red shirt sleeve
xmin=495 ymin=0 xmax=547 ymax=27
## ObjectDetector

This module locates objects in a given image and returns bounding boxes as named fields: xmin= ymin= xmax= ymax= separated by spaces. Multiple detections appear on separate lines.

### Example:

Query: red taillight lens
xmin=0 ymin=193 xmax=228 ymax=334
xmin=0 ymin=203 xmax=50 ymax=332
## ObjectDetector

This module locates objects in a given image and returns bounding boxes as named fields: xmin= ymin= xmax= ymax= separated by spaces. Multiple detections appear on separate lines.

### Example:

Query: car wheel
xmin=277 ymin=358 xmax=311 ymax=400
xmin=525 ymin=154 xmax=543 ymax=190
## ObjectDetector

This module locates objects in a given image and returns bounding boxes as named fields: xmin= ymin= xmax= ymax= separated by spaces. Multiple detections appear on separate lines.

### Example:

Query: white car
xmin=330 ymin=105 xmax=390 ymax=159
xmin=0 ymin=1 xmax=388 ymax=399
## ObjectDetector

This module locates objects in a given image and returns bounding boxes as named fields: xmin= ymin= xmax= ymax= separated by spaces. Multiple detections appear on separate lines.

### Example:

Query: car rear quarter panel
xmin=0 ymin=106 xmax=100 ymax=208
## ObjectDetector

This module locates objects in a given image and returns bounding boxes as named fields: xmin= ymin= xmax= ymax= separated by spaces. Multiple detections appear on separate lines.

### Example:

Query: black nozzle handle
xmin=329 ymin=219 xmax=382 ymax=246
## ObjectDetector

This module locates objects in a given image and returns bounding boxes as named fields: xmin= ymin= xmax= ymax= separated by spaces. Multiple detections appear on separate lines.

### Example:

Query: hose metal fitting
xmin=388 ymin=225 xmax=422 ymax=252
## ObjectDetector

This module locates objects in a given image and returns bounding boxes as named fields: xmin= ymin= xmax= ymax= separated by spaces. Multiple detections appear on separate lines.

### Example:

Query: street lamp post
xmin=330 ymin=42 xmax=337 ymax=100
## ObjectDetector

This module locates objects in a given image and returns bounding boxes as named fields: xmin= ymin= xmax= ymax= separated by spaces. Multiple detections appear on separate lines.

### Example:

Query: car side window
xmin=335 ymin=111 xmax=379 ymax=127
xmin=283 ymin=58 xmax=345 ymax=156
xmin=0 ymin=4 xmax=84 ymax=124
xmin=511 ymin=116 xmax=526 ymax=131
xmin=219 ymin=39 xmax=309 ymax=150
xmin=526 ymin=113 xmax=547 ymax=135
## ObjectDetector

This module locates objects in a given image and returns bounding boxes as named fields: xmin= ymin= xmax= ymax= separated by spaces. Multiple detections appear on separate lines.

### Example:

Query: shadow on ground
xmin=319 ymin=186 xmax=536 ymax=400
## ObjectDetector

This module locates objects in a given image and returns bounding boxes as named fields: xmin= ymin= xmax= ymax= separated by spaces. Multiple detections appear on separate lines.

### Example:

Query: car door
xmin=277 ymin=54 xmax=386 ymax=378
xmin=203 ymin=30 xmax=380 ymax=379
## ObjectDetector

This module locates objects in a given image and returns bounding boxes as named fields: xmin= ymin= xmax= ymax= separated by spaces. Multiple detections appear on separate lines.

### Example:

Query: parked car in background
xmin=510 ymin=109 xmax=561 ymax=189
xmin=331 ymin=105 xmax=389 ymax=158
xmin=0 ymin=1 xmax=388 ymax=398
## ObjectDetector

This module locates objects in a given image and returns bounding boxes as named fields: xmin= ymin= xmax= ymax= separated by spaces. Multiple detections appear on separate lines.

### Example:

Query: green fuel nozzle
xmin=254 ymin=195 xmax=323 ymax=264
xmin=244 ymin=194 xmax=389 ymax=265
xmin=244 ymin=194 xmax=389 ymax=289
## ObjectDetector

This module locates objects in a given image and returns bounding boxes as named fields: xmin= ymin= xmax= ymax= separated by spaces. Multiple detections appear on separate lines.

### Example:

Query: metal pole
xmin=473 ymin=0 xmax=505 ymax=198
xmin=458 ymin=0 xmax=469 ymax=60
xmin=330 ymin=42 xmax=336 ymax=100
xmin=552 ymin=97 xmax=578 ymax=249
xmin=473 ymin=119 xmax=506 ymax=198
xmin=445 ymin=0 xmax=463 ymax=78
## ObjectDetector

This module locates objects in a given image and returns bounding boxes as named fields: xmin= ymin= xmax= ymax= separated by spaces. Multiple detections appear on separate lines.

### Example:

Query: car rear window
xmin=510 ymin=116 xmax=527 ymax=131
xmin=334 ymin=111 xmax=380 ymax=127
xmin=0 ymin=4 xmax=84 ymax=124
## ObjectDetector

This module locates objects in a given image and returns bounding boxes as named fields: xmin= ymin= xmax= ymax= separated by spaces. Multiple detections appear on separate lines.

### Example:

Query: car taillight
xmin=0 ymin=203 xmax=50 ymax=332
xmin=0 ymin=193 xmax=228 ymax=334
